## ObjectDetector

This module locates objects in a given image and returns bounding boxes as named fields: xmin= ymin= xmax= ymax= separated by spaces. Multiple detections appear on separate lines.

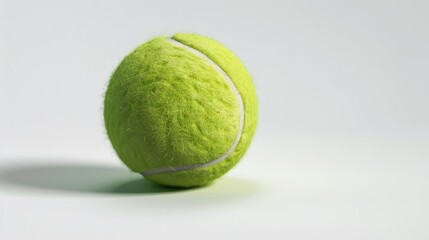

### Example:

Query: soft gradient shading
xmin=1 ymin=0 xmax=428 ymax=239
xmin=0 ymin=161 xmax=258 ymax=198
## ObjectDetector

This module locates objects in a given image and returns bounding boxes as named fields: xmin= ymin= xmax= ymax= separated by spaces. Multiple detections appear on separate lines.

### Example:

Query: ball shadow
xmin=0 ymin=162 xmax=189 ymax=195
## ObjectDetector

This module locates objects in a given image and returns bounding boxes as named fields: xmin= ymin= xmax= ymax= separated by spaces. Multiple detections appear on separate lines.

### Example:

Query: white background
xmin=1 ymin=0 xmax=428 ymax=239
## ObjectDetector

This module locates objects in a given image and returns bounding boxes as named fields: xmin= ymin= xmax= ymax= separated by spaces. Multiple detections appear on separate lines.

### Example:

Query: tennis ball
xmin=104 ymin=33 xmax=258 ymax=188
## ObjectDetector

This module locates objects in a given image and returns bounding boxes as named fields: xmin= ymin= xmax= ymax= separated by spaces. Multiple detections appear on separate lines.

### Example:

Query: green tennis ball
xmin=104 ymin=33 xmax=258 ymax=188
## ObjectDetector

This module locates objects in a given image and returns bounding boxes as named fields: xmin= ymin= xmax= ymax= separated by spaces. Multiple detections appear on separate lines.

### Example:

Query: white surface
xmin=1 ymin=0 xmax=428 ymax=239
xmin=1 ymin=136 xmax=428 ymax=239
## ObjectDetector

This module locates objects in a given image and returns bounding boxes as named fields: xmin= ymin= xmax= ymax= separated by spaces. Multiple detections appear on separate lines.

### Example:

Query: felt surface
xmin=104 ymin=34 xmax=258 ymax=187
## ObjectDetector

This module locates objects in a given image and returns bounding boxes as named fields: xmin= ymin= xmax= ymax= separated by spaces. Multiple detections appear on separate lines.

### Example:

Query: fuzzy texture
xmin=104 ymin=33 xmax=258 ymax=187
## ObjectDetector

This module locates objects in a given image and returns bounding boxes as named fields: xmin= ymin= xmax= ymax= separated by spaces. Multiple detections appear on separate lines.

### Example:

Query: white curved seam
xmin=141 ymin=38 xmax=245 ymax=177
